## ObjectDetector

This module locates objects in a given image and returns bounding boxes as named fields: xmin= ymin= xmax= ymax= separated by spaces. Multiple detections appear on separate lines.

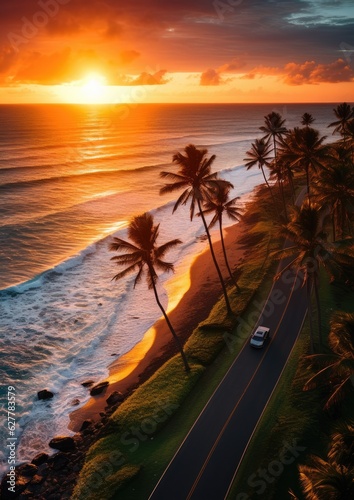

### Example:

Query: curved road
xmin=149 ymin=250 xmax=308 ymax=499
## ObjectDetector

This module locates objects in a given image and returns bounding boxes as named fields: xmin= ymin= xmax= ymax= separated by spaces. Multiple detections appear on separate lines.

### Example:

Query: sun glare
xmin=81 ymin=74 xmax=107 ymax=104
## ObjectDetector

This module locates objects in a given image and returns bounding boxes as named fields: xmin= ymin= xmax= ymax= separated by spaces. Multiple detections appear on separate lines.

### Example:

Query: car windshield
xmin=254 ymin=331 xmax=264 ymax=338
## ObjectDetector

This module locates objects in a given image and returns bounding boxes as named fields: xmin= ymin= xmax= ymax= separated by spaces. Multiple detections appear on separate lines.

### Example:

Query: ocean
xmin=0 ymin=102 xmax=337 ymax=473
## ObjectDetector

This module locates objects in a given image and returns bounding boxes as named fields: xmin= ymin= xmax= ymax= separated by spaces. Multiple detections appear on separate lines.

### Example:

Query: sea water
xmin=0 ymin=103 xmax=337 ymax=473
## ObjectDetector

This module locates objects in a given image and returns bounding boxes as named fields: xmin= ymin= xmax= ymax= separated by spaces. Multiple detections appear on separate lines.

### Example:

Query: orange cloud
xmin=13 ymin=47 xmax=113 ymax=84
xmin=200 ymin=68 xmax=222 ymax=86
xmin=240 ymin=59 xmax=354 ymax=85
xmin=128 ymin=70 xmax=170 ymax=85
xmin=283 ymin=58 xmax=354 ymax=85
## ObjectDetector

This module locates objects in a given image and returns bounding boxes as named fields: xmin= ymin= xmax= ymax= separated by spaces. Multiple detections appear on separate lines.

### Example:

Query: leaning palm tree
xmin=244 ymin=138 xmax=277 ymax=207
xmin=328 ymin=102 xmax=354 ymax=146
xmin=110 ymin=212 xmax=190 ymax=372
xmin=160 ymin=144 xmax=234 ymax=314
xmin=303 ymin=311 xmax=354 ymax=409
xmin=199 ymin=184 xmax=242 ymax=291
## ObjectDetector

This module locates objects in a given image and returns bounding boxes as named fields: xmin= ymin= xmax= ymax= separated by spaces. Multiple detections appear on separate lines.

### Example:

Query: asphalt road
xmin=149 ymin=261 xmax=308 ymax=499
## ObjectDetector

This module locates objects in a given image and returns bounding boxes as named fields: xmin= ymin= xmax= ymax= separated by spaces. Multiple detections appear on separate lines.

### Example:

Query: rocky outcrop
xmin=106 ymin=391 xmax=124 ymax=406
xmin=48 ymin=436 xmax=76 ymax=452
xmin=81 ymin=380 xmax=94 ymax=388
xmin=37 ymin=389 xmax=54 ymax=400
xmin=89 ymin=381 xmax=109 ymax=396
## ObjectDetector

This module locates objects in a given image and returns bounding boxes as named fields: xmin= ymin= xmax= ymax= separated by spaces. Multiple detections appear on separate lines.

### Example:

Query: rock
xmin=70 ymin=398 xmax=80 ymax=406
xmin=31 ymin=452 xmax=49 ymax=466
xmin=79 ymin=419 xmax=93 ymax=432
xmin=90 ymin=381 xmax=109 ymax=396
xmin=16 ymin=463 xmax=38 ymax=477
xmin=50 ymin=453 xmax=70 ymax=471
xmin=106 ymin=391 xmax=124 ymax=406
xmin=30 ymin=474 xmax=45 ymax=485
xmin=38 ymin=389 xmax=54 ymax=400
xmin=0 ymin=474 xmax=29 ymax=499
xmin=49 ymin=436 xmax=76 ymax=452
xmin=81 ymin=380 xmax=95 ymax=388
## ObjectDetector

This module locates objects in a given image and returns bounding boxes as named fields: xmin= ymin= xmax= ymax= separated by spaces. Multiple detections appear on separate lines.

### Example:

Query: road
xmin=149 ymin=253 xmax=308 ymax=499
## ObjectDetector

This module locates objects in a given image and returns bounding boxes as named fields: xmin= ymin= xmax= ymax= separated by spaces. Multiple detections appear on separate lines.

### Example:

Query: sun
xmin=80 ymin=74 xmax=108 ymax=104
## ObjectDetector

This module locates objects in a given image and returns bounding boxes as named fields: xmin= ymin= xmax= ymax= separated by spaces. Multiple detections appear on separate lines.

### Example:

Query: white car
xmin=250 ymin=326 xmax=270 ymax=348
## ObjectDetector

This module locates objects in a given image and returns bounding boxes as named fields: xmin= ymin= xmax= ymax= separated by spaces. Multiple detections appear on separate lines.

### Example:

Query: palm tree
xmin=260 ymin=112 xmax=288 ymax=216
xmin=110 ymin=212 xmax=191 ymax=372
xmin=328 ymin=102 xmax=354 ymax=145
xmin=301 ymin=112 xmax=315 ymax=127
xmin=303 ymin=311 xmax=354 ymax=409
xmin=345 ymin=119 xmax=354 ymax=161
xmin=244 ymin=138 xmax=277 ymax=207
xmin=273 ymin=202 xmax=344 ymax=351
xmin=199 ymin=184 xmax=242 ymax=291
xmin=259 ymin=111 xmax=287 ymax=158
xmin=160 ymin=144 xmax=234 ymax=314
xmin=312 ymin=162 xmax=354 ymax=241
xmin=328 ymin=421 xmax=354 ymax=470
xmin=278 ymin=127 xmax=329 ymax=205
xmin=298 ymin=454 xmax=354 ymax=499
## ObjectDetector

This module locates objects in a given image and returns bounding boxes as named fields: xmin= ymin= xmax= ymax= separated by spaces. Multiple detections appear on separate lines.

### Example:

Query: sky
xmin=0 ymin=0 xmax=353 ymax=103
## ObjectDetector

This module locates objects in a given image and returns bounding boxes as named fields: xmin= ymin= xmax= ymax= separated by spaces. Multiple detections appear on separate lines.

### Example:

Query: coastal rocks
xmin=16 ymin=463 xmax=38 ymax=477
xmin=51 ymin=453 xmax=70 ymax=471
xmin=49 ymin=436 xmax=76 ymax=452
xmin=37 ymin=389 xmax=54 ymax=400
xmin=106 ymin=391 xmax=124 ymax=406
xmin=81 ymin=380 xmax=94 ymax=388
xmin=90 ymin=381 xmax=109 ymax=396
xmin=70 ymin=398 xmax=80 ymax=406
xmin=79 ymin=419 xmax=93 ymax=432
xmin=31 ymin=453 xmax=49 ymax=466
xmin=0 ymin=473 xmax=30 ymax=499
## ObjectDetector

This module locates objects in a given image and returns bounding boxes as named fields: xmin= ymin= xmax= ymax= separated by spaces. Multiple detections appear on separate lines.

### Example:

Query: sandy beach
xmin=69 ymin=218 xmax=247 ymax=431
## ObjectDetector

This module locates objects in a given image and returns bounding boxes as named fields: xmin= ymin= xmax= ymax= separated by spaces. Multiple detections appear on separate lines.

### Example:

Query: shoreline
xmin=69 ymin=216 xmax=247 ymax=431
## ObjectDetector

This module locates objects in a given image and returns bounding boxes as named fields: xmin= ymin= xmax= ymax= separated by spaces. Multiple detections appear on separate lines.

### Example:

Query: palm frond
xmin=111 ymin=263 xmax=140 ymax=281
xmin=155 ymin=239 xmax=182 ymax=259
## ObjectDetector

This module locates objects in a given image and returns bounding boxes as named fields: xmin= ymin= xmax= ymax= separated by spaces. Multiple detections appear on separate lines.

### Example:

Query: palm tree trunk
xmin=274 ymin=137 xmax=288 ymax=220
xmin=150 ymin=272 xmax=191 ymax=373
xmin=197 ymin=199 xmax=233 ymax=314
xmin=332 ymin=211 xmax=336 ymax=242
xmin=313 ymin=274 xmax=322 ymax=348
xmin=218 ymin=216 xmax=240 ymax=292
xmin=306 ymin=165 xmax=311 ymax=206
xmin=306 ymin=279 xmax=315 ymax=353
xmin=260 ymin=166 xmax=277 ymax=208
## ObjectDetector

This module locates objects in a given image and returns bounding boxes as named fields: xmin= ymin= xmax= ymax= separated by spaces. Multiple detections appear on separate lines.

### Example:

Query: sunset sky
xmin=0 ymin=0 xmax=353 ymax=103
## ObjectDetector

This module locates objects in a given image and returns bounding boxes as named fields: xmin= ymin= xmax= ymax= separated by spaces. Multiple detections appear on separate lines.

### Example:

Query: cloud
xmin=218 ymin=58 xmax=246 ymax=73
xmin=200 ymin=68 xmax=222 ymax=86
xmin=240 ymin=65 xmax=281 ymax=79
xmin=0 ymin=46 xmax=18 ymax=74
xmin=283 ymin=58 xmax=354 ymax=85
xmin=240 ymin=59 xmax=354 ymax=85
xmin=129 ymin=70 xmax=170 ymax=85
xmin=12 ymin=47 xmax=112 ymax=84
